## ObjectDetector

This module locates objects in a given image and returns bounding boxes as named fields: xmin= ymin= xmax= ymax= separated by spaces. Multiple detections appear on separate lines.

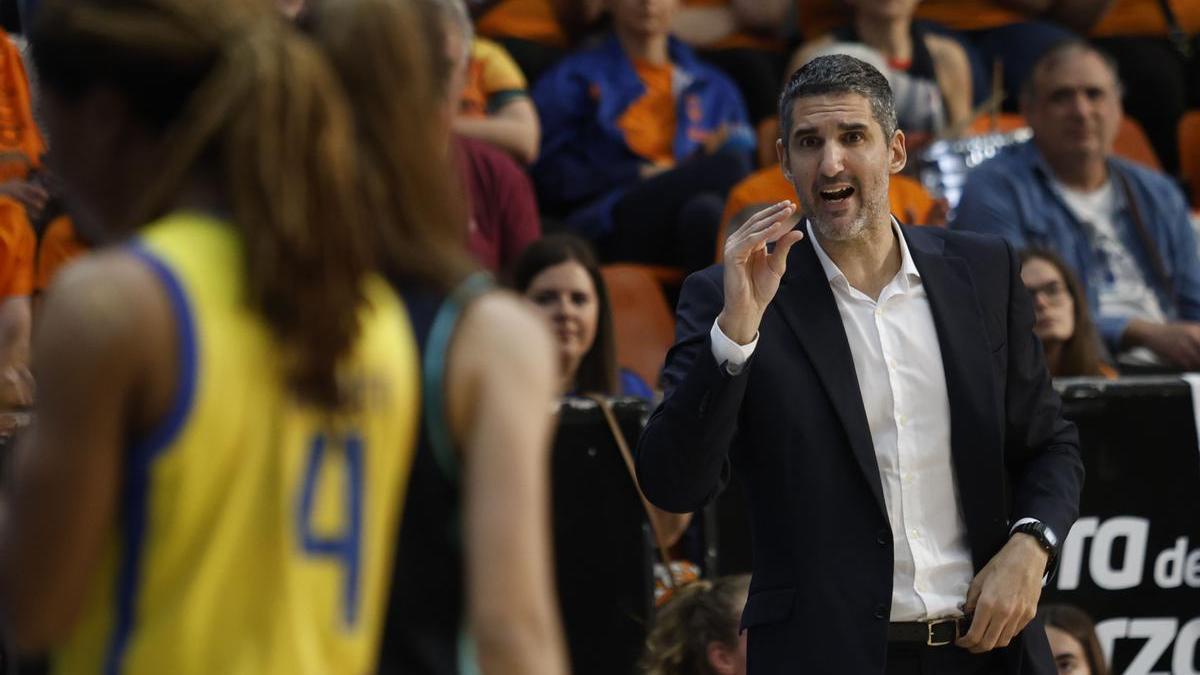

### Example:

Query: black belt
xmin=887 ymin=616 xmax=971 ymax=647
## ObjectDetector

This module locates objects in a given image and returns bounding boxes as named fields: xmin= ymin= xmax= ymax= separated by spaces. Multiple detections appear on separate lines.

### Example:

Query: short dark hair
xmin=512 ymin=234 xmax=619 ymax=395
xmin=778 ymin=54 xmax=897 ymax=145
xmin=1021 ymin=39 xmax=1123 ymax=104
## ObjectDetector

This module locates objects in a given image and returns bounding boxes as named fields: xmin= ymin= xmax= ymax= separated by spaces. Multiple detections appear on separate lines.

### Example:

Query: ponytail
xmin=32 ymin=0 xmax=371 ymax=407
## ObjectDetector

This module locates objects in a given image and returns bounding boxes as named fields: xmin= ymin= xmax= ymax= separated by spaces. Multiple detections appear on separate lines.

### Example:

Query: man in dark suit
xmin=636 ymin=55 xmax=1084 ymax=675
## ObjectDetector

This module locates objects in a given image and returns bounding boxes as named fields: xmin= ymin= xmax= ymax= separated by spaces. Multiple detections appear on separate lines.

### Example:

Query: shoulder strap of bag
xmin=1155 ymin=0 xmax=1193 ymax=58
xmin=1116 ymin=171 xmax=1180 ymax=311
xmin=584 ymin=393 xmax=677 ymax=589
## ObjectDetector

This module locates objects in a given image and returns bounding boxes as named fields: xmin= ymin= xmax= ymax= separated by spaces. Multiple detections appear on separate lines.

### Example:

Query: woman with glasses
xmin=1020 ymin=248 xmax=1116 ymax=378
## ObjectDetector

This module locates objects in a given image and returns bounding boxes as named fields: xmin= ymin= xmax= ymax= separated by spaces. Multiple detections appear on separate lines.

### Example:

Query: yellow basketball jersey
xmin=52 ymin=212 xmax=420 ymax=675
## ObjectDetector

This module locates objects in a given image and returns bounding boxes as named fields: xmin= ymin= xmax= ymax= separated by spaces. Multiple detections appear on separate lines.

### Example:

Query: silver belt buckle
xmin=926 ymin=618 xmax=957 ymax=647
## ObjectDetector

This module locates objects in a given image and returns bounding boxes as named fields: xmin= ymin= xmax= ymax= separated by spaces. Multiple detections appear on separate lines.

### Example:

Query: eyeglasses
xmin=1025 ymin=280 xmax=1069 ymax=305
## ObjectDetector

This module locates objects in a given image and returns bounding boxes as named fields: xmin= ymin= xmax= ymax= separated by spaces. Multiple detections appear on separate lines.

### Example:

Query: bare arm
xmin=927 ymin=35 xmax=974 ymax=132
xmin=0 ymin=253 xmax=171 ymax=651
xmin=453 ymin=97 xmax=542 ymax=166
xmin=649 ymin=507 xmax=692 ymax=548
xmin=0 ymin=296 xmax=31 ymax=407
xmin=447 ymin=291 xmax=569 ymax=675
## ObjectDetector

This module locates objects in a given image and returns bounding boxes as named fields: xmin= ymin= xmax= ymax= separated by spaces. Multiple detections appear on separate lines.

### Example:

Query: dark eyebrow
xmin=791 ymin=122 xmax=870 ymax=139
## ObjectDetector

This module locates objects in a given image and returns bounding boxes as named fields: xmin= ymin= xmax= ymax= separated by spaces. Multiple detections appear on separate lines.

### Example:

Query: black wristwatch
xmin=1011 ymin=521 xmax=1058 ymax=575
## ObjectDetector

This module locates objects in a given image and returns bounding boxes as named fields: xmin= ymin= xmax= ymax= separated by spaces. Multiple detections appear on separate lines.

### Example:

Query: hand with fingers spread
xmin=955 ymin=533 xmax=1049 ymax=654
xmin=717 ymin=200 xmax=804 ymax=345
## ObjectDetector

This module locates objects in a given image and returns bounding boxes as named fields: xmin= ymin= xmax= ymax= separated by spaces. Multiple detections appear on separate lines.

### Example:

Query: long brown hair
xmin=30 ymin=0 xmax=370 ymax=408
xmin=1040 ymin=604 xmax=1110 ymax=675
xmin=512 ymin=235 xmax=618 ymax=395
xmin=641 ymin=575 xmax=751 ymax=675
xmin=1020 ymin=247 xmax=1108 ymax=377
xmin=308 ymin=0 xmax=475 ymax=292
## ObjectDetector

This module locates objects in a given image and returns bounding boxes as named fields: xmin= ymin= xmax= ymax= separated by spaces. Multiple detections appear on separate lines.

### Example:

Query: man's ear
xmin=776 ymin=138 xmax=792 ymax=180
xmin=889 ymin=129 xmax=907 ymax=175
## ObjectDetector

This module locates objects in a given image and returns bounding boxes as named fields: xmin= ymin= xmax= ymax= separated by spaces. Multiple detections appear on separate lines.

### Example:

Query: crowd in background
xmin=0 ymin=0 xmax=1193 ymax=673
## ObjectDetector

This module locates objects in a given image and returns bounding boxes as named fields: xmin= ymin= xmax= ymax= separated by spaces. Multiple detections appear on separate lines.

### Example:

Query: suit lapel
xmin=905 ymin=229 xmax=1004 ymax=568
xmin=773 ymin=236 xmax=887 ymax=519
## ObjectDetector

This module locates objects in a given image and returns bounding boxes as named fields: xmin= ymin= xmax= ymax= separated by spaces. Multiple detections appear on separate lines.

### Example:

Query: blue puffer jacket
xmin=532 ymin=34 xmax=751 ymax=239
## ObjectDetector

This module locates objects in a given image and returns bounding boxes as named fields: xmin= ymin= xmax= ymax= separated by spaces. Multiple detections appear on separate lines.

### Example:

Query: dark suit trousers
xmin=886 ymin=644 xmax=1005 ymax=675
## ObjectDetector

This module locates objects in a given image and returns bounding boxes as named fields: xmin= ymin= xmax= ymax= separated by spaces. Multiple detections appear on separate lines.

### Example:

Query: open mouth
xmin=819 ymin=186 xmax=855 ymax=202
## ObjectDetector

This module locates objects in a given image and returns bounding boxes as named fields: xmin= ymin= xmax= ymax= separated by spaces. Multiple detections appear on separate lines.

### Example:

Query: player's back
xmin=52 ymin=211 xmax=420 ymax=675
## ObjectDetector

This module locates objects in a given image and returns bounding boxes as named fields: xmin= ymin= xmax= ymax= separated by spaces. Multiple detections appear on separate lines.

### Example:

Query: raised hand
xmin=717 ymin=200 xmax=804 ymax=345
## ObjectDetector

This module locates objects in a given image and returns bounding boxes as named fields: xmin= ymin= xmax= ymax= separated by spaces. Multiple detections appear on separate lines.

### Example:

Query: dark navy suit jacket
xmin=636 ymin=225 xmax=1084 ymax=674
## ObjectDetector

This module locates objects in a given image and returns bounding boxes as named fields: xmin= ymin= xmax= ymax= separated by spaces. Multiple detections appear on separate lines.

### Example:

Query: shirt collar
xmin=806 ymin=216 xmax=922 ymax=292
xmin=1022 ymin=139 xmax=1130 ymax=212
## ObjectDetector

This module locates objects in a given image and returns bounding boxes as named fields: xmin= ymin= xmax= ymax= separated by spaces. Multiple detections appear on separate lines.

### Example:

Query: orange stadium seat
xmin=966 ymin=112 xmax=1027 ymax=135
xmin=1113 ymin=115 xmax=1161 ymax=170
xmin=1179 ymin=111 xmax=1200 ymax=209
xmin=601 ymin=264 xmax=675 ymax=389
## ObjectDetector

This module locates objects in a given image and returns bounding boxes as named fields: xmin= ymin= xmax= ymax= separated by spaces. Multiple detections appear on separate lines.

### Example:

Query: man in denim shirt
xmin=953 ymin=41 xmax=1200 ymax=369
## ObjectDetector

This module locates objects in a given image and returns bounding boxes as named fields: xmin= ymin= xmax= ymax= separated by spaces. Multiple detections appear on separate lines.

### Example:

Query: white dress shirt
xmin=711 ymin=220 xmax=974 ymax=621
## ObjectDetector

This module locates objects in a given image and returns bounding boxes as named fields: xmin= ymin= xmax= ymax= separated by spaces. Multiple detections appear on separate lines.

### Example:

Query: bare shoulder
xmin=445 ymin=288 xmax=557 ymax=447
xmin=455 ymin=289 xmax=555 ymax=371
xmin=35 ymin=247 xmax=178 ymax=433
xmin=40 ymin=248 xmax=171 ymax=345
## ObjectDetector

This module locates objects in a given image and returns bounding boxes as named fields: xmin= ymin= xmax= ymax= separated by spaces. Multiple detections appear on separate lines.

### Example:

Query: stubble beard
xmin=806 ymin=167 xmax=891 ymax=243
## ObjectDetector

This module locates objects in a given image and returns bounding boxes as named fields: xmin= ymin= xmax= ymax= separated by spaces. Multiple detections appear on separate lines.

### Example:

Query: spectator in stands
xmin=1021 ymin=248 xmax=1116 ymax=378
xmin=0 ymin=33 xmax=46 ymax=410
xmin=953 ymin=41 xmax=1200 ymax=370
xmin=532 ymin=0 xmax=753 ymax=274
xmin=0 ymin=198 xmax=32 ymax=409
xmin=1065 ymin=0 xmax=1199 ymax=174
xmin=473 ymin=0 xmax=605 ymax=84
xmin=792 ymin=0 xmax=973 ymax=144
xmin=913 ymin=0 xmax=1076 ymax=109
xmin=513 ymin=233 xmax=653 ymax=398
xmin=447 ymin=0 xmax=541 ymax=164
xmin=672 ymin=0 xmax=791 ymax=166
xmin=513 ymin=234 xmax=692 ymax=551
xmin=641 ymin=574 xmax=751 ymax=675
xmin=34 ymin=214 xmax=86 ymax=296
xmin=433 ymin=0 xmax=543 ymax=274
xmin=1040 ymin=604 xmax=1110 ymax=675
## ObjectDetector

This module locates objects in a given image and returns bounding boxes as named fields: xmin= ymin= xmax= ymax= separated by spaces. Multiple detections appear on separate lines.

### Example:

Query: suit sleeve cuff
xmin=711 ymin=319 xmax=759 ymax=374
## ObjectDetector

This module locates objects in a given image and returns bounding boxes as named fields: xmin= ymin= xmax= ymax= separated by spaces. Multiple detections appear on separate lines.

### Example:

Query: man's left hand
xmin=956 ymin=533 xmax=1048 ymax=653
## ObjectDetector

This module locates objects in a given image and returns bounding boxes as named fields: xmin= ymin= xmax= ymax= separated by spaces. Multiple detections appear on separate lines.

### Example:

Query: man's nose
xmin=819 ymin=143 xmax=845 ymax=177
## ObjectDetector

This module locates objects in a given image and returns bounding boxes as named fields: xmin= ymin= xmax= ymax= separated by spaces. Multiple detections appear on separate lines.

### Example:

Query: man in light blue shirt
xmin=952 ymin=41 xmax=1200 ymax=369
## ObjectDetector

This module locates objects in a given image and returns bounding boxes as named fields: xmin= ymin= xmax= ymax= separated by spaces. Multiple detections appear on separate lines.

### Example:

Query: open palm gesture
xmin=717 ymin=200 xmax=805 ymax=345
